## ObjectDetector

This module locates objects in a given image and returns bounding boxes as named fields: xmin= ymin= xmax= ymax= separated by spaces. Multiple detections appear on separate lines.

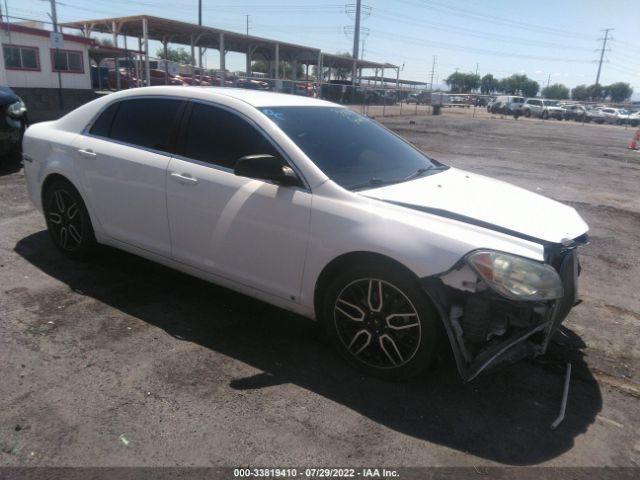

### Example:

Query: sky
xmin=6 ymin=0 xmax=640 ymax=97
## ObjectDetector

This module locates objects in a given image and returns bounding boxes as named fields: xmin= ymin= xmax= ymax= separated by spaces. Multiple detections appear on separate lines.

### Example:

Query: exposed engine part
xmin=550 ymin=363 xmax=572 ymax=430
xmin=449 ymin=306 xmax=473 ymax=363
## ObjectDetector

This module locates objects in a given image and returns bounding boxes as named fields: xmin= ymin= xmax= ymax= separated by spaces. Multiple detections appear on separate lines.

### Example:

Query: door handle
xmin=170 ymin=172 xmax=198 ymax=185
xmin=78 ymin=148 xmax=97 ymax=159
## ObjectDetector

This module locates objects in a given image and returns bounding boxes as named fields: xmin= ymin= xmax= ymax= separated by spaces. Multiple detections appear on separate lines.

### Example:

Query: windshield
xmin=544 ymin=100 xmax=559 ymax=106
xmin=259 ymin=106 xmax=445 ymax=190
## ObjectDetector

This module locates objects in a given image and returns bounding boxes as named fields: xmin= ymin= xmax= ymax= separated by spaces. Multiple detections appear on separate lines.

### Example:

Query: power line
xmin=405 ymin=0 xmax=593 ymax=40
xmin=374 ymin=8 xmax=593 ymax=52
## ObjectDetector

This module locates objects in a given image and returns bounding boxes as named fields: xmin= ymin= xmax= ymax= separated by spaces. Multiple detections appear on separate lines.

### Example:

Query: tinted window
xmin=89 ymin=102 xmax=119 ymax=137
xmin=259 ymin=106 xmax=443 ymax=189
xmin=109 ymin=98 xmax=184 ymax=152
xmin=183 ymin=103 xmax=277 ymax=168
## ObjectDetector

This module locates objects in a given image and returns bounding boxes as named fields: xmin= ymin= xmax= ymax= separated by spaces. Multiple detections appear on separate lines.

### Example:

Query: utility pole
xmin=475 ymin=63 xmax=479 ymax=92
xmin=429 ymin=55 xmax=436 ymax=91
xmin=49 ymin=0 xmax=63 ymax=110
xmin=245 ymin=14 xmax=250 ymax=35
xmin=595 ymin=28 xmax=613 ymax=86
xmin=197 ymin=0 xmax=202 ymax=83
xmin=351 ymin=0 xmax=361 ymax=85
xmin=546 ymin=73 xmax=551 ymax=89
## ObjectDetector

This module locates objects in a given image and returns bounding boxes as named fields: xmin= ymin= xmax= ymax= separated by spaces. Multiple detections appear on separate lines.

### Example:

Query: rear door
xmin=165 ymin=101 xmax=312 ymax=301
xmin=73 ymin=97 xmax=186 ymax=256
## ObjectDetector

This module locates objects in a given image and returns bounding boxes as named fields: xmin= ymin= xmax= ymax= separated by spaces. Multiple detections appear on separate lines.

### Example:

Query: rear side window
xmin=89 ymin=102 xmax=119 ymax=137
xmin=108 ymin=98 xmax=184 ymax=152
xmin=182 ymin=103 xmax=277 ymax=168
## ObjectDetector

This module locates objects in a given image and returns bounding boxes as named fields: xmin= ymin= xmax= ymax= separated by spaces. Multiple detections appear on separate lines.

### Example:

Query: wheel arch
xmin=41 ymin=173 xmax=75 ymax=203
xmin=41 ymin=173 xmax=100 ymax=236
xmin=313 ymin=251 xmax=421 ymax=321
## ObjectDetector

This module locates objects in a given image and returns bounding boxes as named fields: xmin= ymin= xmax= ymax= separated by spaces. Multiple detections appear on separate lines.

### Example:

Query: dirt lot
xmin=1 ymin=110 xmax=639 ymax=468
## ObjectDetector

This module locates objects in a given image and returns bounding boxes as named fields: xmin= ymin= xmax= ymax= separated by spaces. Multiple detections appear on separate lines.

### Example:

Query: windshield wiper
xmin=347 ymin=177 xmax=403 ymax=191
xmin=403 ymin=165 xmax=447 ymax=182
xmin=347 ymin=166 xmax=447 ymax=191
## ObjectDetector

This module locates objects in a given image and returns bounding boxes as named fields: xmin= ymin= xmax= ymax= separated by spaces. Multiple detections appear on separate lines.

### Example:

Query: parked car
xmin=563 ymin=105 xmax=606 ymax=124
xmin=628 ymin=111 xmax=640 ymax=127
xmin=490 ymin=95 xmax=524 ymax=117
xmin=597 ymin=107 xmax=630 ymax=125
xmin=406 ymin=92 xmax=429 ymax=105
xmin=235 ymin=78 xmax=270 ymax=90
xmin=486 ymin=97 xmax=497 ymax=112
xmin=0 ymin=86 xmax=28 ymax=161
xmin=474 ymin=95 xmax=491 ymax=107
xmin=22 ymin=87 xmax=589 ymax=382
xmin=522 ymin=98 xmax=565 ymax=120
xmin=365 ymin=90 xmax=396 ymax=105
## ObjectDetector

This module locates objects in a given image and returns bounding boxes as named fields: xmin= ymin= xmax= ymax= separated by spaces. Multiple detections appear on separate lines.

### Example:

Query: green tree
xmin=586 ymin=84 xmax=604 ymax=101
xmin=541 ymin=83 xmax=570 ymax=99
xmin=156 ymin=46 xmax=193 ymax=64
xmin=251 ymin=60 xmax=304 ymax=79
xmin=606 ymin=82 xmax=633 ymax=102
xmin=522 ymin=79 xmax=540 ymax=97
xmin=445 ymin=72 xmax=480 ymax=93
xmin=92 ymin=37 xmax=114 ymax=48
xmin=480 ymin=73 xmax=499 ymax=94
xmin=497 ymin=74 xmax=539 ymax=97
xmin=571 ymin=84 xmax=589 ymax=101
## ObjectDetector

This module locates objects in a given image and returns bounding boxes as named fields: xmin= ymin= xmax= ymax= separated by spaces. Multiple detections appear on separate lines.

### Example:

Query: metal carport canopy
xmin=320 ymin=53 xmax=396 ymax=71
xmin=60 ymin=14 xmax=322 ymax=63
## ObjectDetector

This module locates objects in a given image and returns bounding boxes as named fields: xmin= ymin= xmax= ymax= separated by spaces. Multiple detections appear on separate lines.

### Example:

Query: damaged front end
xmin=422 ymin=234 xmax=588 ymax=382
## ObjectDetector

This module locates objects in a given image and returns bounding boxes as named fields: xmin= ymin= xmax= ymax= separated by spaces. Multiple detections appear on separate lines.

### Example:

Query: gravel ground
xmin=0 ymin=110 xmax=638 ymax=468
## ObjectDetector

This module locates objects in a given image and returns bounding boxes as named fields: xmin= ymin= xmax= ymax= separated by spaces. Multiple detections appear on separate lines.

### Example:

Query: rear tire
xmin=43 ymin=179 xmax=96 ymax=260
xmin=320 ymin=261 xmax=440 ymax=380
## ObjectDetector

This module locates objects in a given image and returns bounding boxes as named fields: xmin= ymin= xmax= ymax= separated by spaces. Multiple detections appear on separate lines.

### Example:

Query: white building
xmin=0 ymin=21 xmax=92 ymax=90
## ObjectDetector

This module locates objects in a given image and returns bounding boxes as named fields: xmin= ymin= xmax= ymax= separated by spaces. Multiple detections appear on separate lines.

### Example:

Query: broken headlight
xmin=467 ymin=250 xmax=563 ymax=301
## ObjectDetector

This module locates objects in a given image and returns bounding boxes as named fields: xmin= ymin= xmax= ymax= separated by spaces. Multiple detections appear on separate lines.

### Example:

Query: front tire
xmin=321 ymin=262 xmax=439 ymax=380
xmin=43 ymin=179 xmax=96 ymax=260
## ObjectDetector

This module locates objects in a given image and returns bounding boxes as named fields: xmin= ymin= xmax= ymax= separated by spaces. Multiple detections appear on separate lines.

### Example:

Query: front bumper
xmin=421 ymin=240 xmax=584 ymax=382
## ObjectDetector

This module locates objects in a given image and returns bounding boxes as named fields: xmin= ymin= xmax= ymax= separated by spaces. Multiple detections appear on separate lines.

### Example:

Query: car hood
xmin=546 ymin=106 xmax=564 ymax=111
xmin=359 ymin=167 xmax=588 ymax=244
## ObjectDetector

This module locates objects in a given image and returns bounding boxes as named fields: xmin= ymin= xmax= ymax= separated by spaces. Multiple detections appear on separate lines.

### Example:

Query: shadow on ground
xmin=0 ymin=153 xmax=22 ymax=176
xmin=15 ymin=231 xmax=602 ymax=465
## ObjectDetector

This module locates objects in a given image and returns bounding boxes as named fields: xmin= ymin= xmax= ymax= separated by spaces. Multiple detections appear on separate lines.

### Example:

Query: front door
xmin=166 ymin=102 xmax=311 ymax=301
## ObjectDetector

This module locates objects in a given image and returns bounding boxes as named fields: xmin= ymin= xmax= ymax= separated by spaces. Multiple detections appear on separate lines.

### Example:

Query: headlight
xmin=467 ymin=250 xmax=563 ymax=301
xmin=7 ymin=99 xmax=26 ymax=117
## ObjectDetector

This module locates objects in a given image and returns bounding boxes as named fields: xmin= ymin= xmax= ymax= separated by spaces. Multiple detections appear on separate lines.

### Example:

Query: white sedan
xmin=22 ymin=86 xmax=588 ymax=381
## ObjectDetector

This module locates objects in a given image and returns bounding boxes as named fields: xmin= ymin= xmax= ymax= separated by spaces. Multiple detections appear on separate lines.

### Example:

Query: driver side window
xmin=182 ymin=102 xmax=278 ymax=168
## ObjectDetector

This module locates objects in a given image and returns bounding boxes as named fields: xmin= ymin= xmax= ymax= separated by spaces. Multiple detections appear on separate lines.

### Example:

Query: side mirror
xmin=233 ymin=154 xmax=301 ymax=187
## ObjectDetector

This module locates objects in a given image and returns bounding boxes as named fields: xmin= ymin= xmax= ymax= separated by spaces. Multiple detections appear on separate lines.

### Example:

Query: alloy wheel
xmin=333 ymin=278 xmax=422 ymax=369
xmin=47 ymin=189 xmax=83 ymax=251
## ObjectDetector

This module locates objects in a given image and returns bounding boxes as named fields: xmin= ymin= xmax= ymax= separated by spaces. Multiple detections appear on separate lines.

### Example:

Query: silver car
xmin=523 ymin=99 xmax=565 ymax=120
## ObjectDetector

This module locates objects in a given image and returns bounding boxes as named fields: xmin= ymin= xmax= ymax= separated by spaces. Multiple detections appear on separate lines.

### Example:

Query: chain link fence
xmin=98 ymin=62 xmax=436 ymax=117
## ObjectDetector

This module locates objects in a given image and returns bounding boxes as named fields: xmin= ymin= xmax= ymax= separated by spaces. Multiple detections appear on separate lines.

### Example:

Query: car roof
xmin=106 ymin=86 xmax=340 ymax=108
